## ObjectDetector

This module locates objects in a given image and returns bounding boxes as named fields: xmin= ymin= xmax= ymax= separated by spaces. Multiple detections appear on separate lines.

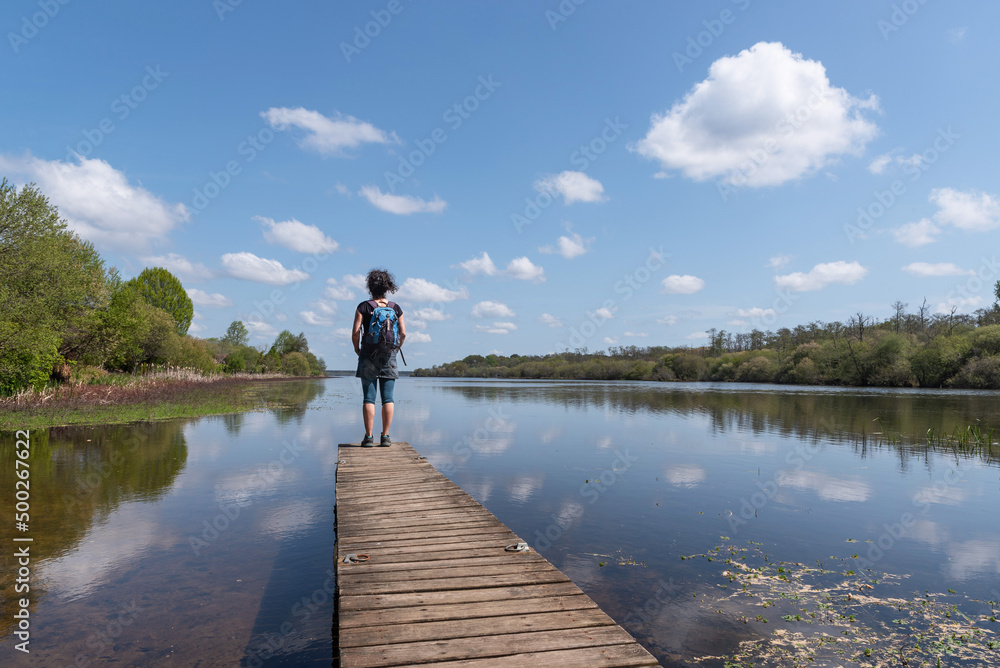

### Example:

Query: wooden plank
xmin=338 ymin=569 xmax=571 ymax=596
xmin=338 ymin=626 xmax=652 ymax=667
xmin=335 ymin=441 xmax=660 ymax=667
xmin=339 ymin=594 xmax=598 ymax=628
xmin=339 ymin=608 xmax=616 ymax=647
xmin=340 ymin=582 xmax=590 ymax=612
xmin=427 ymin=644 xmax=662 ymax=667
xmin=338 ymin=553 xmax=550 ymax=574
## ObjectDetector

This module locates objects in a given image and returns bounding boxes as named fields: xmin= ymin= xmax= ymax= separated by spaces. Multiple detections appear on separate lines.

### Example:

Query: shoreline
xmin=0 ymin=374 xmax=328 ymax=431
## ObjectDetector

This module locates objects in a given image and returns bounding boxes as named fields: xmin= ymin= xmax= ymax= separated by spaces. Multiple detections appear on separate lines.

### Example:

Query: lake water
xmin=2 ymin=378 xmax=999 ymax=666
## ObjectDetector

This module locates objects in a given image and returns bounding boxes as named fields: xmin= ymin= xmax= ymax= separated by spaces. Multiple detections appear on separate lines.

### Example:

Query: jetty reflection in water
xmin=1 ymin=378 xmax=998 ymax=666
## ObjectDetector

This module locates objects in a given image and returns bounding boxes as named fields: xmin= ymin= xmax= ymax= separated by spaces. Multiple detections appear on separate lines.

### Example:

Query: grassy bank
xmin=0 ymin=369 xmax=324 ymax=430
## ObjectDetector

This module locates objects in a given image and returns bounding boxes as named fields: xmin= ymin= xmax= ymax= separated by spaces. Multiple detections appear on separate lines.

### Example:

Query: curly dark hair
xmin=365 ymin=268 xmax=398 ymax=299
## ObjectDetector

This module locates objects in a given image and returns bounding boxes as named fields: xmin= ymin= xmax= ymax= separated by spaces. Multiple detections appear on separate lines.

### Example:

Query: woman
xmin=351 ymin=268 xmax=406 ymax=447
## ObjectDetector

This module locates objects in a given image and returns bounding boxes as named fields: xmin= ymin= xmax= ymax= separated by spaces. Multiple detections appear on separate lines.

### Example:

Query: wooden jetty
xmin=335 ymin=441 xmax=661 ymax=667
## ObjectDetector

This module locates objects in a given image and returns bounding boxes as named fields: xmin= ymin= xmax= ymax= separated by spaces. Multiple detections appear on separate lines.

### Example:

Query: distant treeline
xmin=416 ymin=300 xmax=1000 ymax=389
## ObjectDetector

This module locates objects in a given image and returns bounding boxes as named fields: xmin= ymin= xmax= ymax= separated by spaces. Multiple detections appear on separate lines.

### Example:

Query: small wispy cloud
xmin=358 ymin=186 xmax=446 ymax=215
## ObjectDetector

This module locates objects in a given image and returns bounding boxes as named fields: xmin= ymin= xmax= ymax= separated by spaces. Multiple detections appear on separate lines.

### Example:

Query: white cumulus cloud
xmin=221 ymin=252 xmax=309 ymax=285
xmin=187 ymin=289 xmax=232 ymax=307
xmin=358 ymin=185 xmax=446 ymax=215
xmin=300 ymin=311 xmax=334 ymax=326
xmin=774 ymin=260 xmax=867 ymax=292
xmin=0 ymin=153 xmax=189 ymax=252
xmin=892 ymin=218 xmax=940 ymax=247
xmin=256 ymin=216 xmax=339 ymax=253
xmin=632 ymin=41 xmax=879 ymax=187
xmin=662 ymin=275 xmax=705 ymax=294
xmin=930 ymin=187 xmax=1000 ymax=232
xmin=475 ymin=322 xmax=517 ymax=334
xmin=324 ymin=277 xmax=357 ymax=301
xmin=903 ymin=262 xmax=974 ymax=277
xmin=396 ymin=278 xmax=468 ymax=303
xmin=736 ymin=307 xmax=777 ymax=318
xmin=538 ymin=313 xmax=563 ymax=328
xmin=593 ymin=307 xmax=615 ymax=320
xmin=141 ymin=253 xmax=214 ymax=282
xmin=893 ymin=188 xmax=1000 ymax=246
xmin=456 ymin=251 xmax=499 ymax=276
xmin=411 ymin=307 xmax=450 ymax=322
xmin=539 ymin=232 xmax=592 ymax=259
xmin=505 ymin=257 xmax=546 ymax=282
xmin=261 ymin=107 xmax=396 ymax=156
xmin=246 ymin=320 xmax=278 ymax=339
xmin=471 ymin=301 xmax=516 ymax=318
xmin=935 ymin=296 xmax=982 ymax=315
xmin=533 ymin=171 xmax=606 ymax=204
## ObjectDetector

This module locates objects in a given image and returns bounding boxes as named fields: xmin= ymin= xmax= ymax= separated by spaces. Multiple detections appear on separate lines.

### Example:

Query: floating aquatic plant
xmin=695 ymin=538 xmax=999 ymax=667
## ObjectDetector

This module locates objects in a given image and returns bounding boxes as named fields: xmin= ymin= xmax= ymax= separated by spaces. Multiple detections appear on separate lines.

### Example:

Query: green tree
xmin=223 ymin=320 xmax=249 ymax=347
xmin=0 ymin=180 xmax=107 ymax=392
xmin=127 ymin=267 xmax=193 ymax=336
xmin=281 ymin=351 xmax=310 ymax=376
xmin=223 ymin=346 xmax=256 ymax=373
xmin=270 ymin=330 xmax=308 ymax=357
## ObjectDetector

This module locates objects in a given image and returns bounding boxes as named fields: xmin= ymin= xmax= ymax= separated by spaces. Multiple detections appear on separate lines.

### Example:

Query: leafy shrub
xmin=736 ymin=356 xmax=777 ymax=383
xmin=948 ymin=357 xmax=1000 ymax=389
xmin=281 ymin=352 xmax=310 ymax=377
xmin=785 ymin=358 xmax=820 ymax=385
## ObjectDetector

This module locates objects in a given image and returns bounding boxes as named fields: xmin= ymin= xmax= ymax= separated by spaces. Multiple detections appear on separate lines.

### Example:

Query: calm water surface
xmin=2 ymin=378 xmax=999 ymax=666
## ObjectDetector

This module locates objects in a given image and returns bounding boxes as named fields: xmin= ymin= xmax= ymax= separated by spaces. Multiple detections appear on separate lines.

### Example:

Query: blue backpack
xmin=364 ymin=300 xmax=404 ymax=364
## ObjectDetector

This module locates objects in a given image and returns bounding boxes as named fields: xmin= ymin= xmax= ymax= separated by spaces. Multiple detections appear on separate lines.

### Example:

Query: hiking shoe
xmin=379 ymin=434 xmax=391 ymax=447
xmin=361 ymin=434 xmax=374 ymax=447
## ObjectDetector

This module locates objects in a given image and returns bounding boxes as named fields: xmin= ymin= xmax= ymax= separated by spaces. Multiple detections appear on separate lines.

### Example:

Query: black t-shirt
xmin=356 ymin=300 xmax=403 ymax=344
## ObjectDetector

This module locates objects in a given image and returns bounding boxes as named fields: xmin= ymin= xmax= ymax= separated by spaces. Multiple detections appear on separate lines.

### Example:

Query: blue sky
xmin=3 ymin=1 xmax=999 ymax=368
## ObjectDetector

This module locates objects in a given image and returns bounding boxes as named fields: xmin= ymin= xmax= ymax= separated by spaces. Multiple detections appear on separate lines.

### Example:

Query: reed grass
xmin=0 ymin=367 xmax=306 ymax=430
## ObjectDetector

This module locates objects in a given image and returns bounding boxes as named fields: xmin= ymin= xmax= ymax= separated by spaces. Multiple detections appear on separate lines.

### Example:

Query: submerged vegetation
xmin=418 ymin=299 xmax=1000 ymax=389
xmin=693 ymin=539 xmax=999 ymax=667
